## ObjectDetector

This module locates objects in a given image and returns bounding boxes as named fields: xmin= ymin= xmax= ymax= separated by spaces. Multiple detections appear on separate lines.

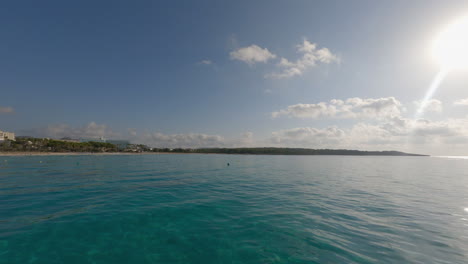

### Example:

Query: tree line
xmin=0 ymin=138 xmax=426 ymax=156
xmin=0 ymin=138 xmax=117 ymax=152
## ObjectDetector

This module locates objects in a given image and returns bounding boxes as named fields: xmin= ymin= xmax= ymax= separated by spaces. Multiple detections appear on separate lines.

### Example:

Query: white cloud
xmin=230 ymin=45 xmax=276 ymax=65
xmin=23 ymin=124 xmax=253 ymax=149
xmin=25 ymin=122 xmax=118 ymax=139
xmin=351 ymin=117 xmax=468 ymax=146
xmin=16 ymin=113 xmax=468 ymax=155
xmin=268 ymin=116 xmax=468 ymax=154
xmin=133 ymin=131 xmax=257 ymax=148
xmin=272 ymin=97 xmax=402 ymax=120
xmin=0 ymin=106 xmax=14 ymax=114
xmin=199 ymin=60 xmax=213 ymax=65
xmin=454 ymin=98 xmax=468 ymax=106
xmin=414 ymin=99 xmax=443 ymax=113
xmin=271 ymin=127 xmax=346 ymax=147
xmin=272 ymin=102 xmax=336 ymax=119
xmin=135 ymin=132 xmax=226 ymax=148
xmin=266 ymin=39 xmax=339 ymax=79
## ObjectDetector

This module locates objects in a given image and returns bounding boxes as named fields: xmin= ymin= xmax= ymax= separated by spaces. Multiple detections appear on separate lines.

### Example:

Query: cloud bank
xmin=454 ymin=98 xmax=468 ymax=106
xmin=414 ymin=99 xmax=443 ymax=113
xmin=268 ymin=96 xmax=468 ymax=154
xmin=22 ymin=122 xmax=257 ymax=149
xmin=23 ymin=122 xmax=118 ymax=139
xmin=17 ymin=95 xmax=468 ymax=155
xmin=135 ymin=132 xmax=226 ymax=148
xmin=133 ymin=131 xmax=256 ymax=148
xmin=268 ymin=116 xmax=468 ymax=153
xmin=272 ymin=97 xmax=402 ymax=120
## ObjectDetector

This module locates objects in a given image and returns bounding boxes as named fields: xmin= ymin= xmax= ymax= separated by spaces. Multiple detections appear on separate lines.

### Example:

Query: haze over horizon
xmin=2 ymin=0 xmax=468 ymax=155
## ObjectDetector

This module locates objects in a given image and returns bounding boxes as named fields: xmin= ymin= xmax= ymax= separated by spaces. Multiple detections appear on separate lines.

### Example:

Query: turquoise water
xmin=1 ymin=154 xmax=468 ymax=263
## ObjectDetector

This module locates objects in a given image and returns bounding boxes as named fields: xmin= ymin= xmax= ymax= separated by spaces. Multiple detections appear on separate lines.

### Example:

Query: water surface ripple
xmin=1 ymin=154 xmax=468 ymax=263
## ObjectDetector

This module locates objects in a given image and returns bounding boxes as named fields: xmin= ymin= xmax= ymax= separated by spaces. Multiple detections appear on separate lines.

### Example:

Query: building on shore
xmin=0 ymin=130 xmax=15 ymax=141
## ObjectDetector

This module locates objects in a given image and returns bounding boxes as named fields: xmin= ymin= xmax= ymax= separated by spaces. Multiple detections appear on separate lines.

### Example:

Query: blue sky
xmin=2 ymin=0 xmax=468 ymax=155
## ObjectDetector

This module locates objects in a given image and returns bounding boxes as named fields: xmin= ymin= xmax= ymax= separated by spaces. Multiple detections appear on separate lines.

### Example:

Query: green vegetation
xmin=0 ymin=138 xmax=117 ymax=152
xmin=0 ymin=138 xmax=427 ymax=156
xmin=151 ymin=147 xmax=425 ymax=156
xmin=188 ymin=147 xmax=427 ymax=156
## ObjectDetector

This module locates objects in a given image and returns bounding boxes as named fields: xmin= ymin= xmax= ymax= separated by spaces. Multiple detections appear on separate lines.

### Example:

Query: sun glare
xmin=433 ymin=16 xmax=468 ymax=70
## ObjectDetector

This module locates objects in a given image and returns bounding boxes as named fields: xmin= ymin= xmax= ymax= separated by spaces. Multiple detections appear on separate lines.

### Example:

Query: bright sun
xmin=433 ymin=16 xmax=468 ymax=70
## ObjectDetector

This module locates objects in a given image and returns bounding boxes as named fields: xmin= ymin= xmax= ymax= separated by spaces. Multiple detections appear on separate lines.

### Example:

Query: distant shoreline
xmin=2 ymin=138 xmax=428 ymax=156
xmin=0 ymin=152 xmax=178 ymax=156
xmin=0 ymin=151 xmax=429 ymax=157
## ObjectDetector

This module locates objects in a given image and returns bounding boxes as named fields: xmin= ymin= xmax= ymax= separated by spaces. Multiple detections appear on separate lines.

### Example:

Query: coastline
xmin=0 ymin=152 xmax=180 ymax=156
xmin=0 ymin=151 xmax=429 ymax=157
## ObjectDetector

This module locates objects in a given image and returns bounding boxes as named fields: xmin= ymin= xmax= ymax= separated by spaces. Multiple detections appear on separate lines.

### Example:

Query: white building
xmin=0 ymin=130 xmax=15 ymax=141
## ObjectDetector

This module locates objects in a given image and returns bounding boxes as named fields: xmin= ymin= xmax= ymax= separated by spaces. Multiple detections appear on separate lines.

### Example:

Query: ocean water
xmin=1 ymin=154 xmax=468 ymax=264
